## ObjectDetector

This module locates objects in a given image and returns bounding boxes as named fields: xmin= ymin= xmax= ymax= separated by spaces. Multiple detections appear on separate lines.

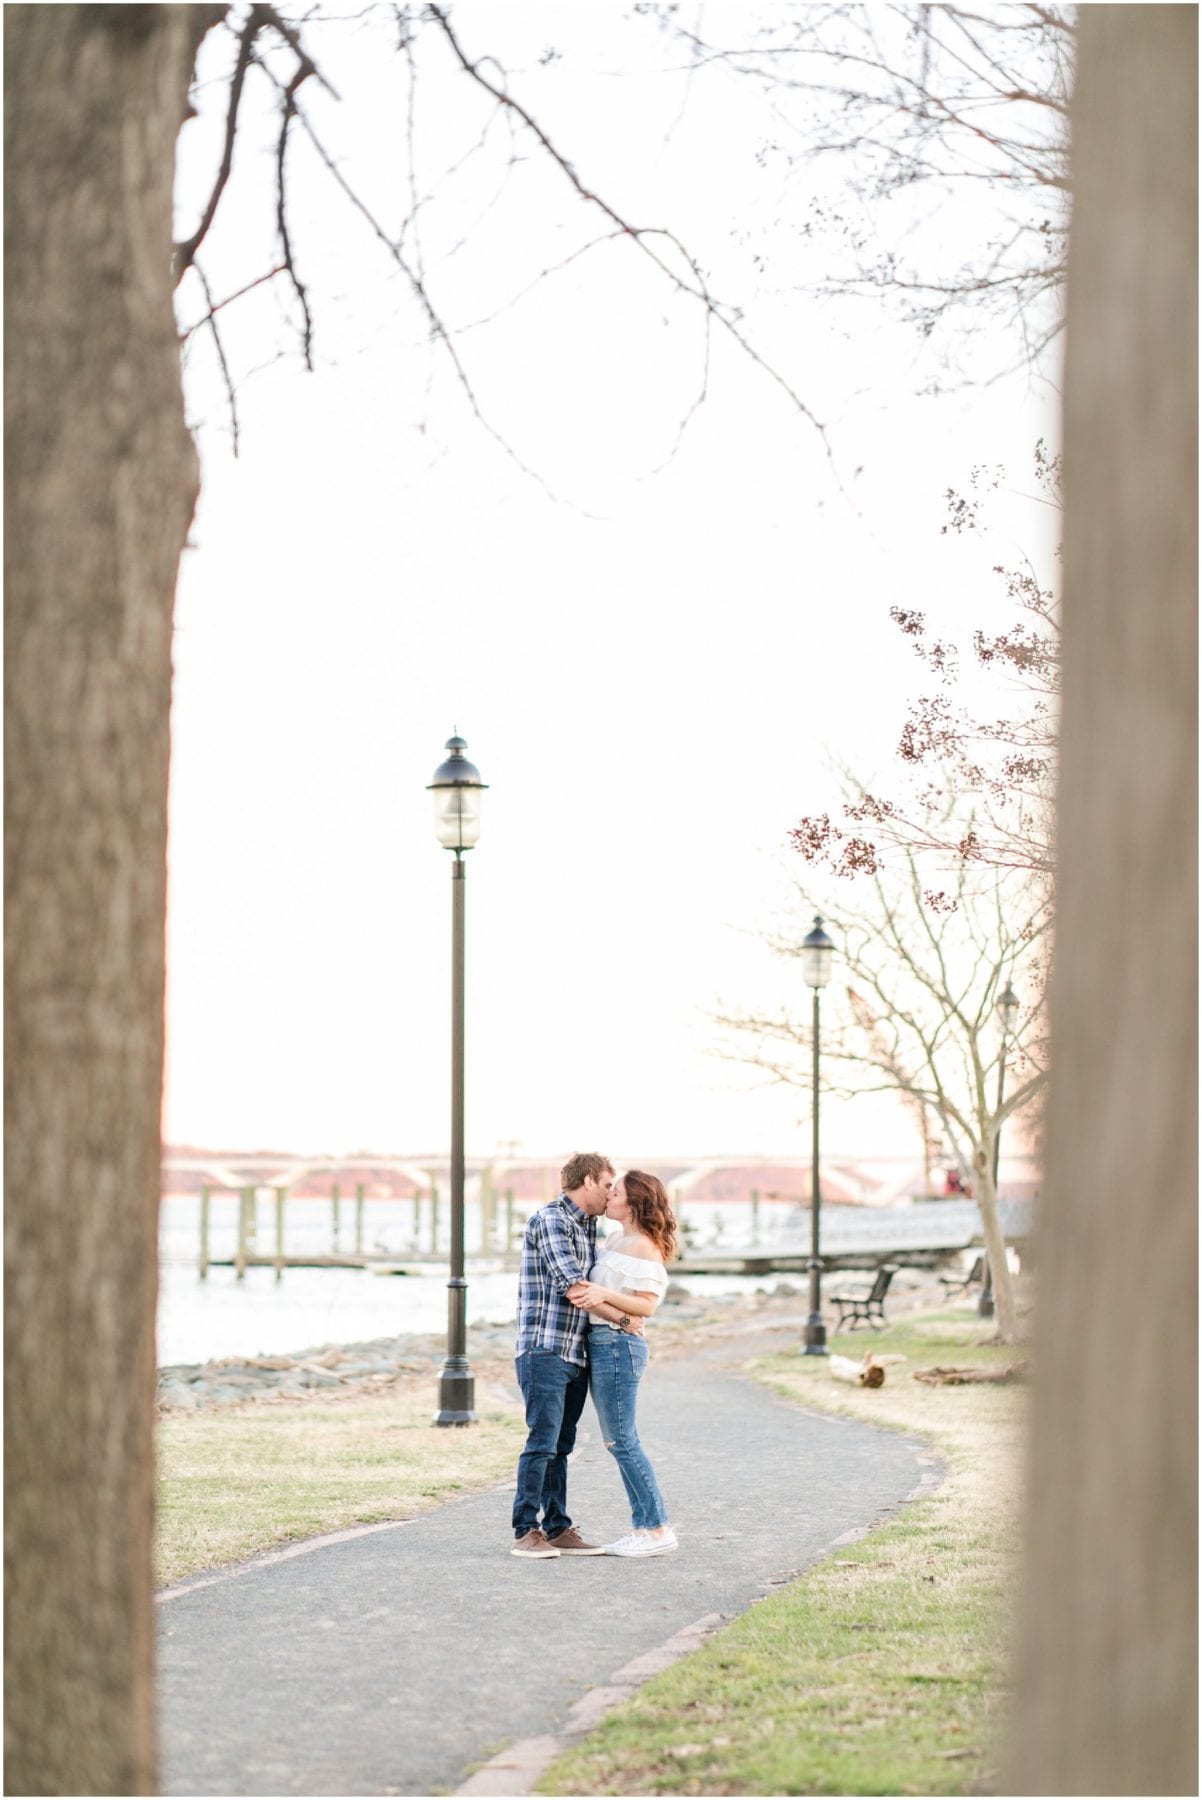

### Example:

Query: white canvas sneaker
xmin=605 ymin=1528 xmax=679 ymax=1557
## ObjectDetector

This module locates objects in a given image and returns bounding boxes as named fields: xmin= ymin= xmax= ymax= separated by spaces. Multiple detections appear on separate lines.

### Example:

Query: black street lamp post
xmin=802 ymin=915 xmax=834 ymax=1355
xmin=980 ymin=979 xmax=1020 ymax=1320
xmin=428 ymin=733 xmax=487 ymax=1425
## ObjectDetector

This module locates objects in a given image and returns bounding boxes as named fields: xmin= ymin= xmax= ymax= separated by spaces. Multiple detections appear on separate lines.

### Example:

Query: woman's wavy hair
xmin=622 ymin=1169 xmax=678 ymax=1263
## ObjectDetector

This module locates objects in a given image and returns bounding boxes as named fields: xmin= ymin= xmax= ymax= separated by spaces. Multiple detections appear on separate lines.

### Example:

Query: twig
xmin=193 ymin=262 xmax=240 ymax=454
xmin=178 ymin=264 xmax=287 ymax=342
xmin=173 ymin=10 xmax=259 ymax=287
xmin=275 ymin=75 xmax=314 ymax=369
xmin=173 ymin=3 xmax=338 ymax=293
xmin=270 ymin=77 xmax=599 ymax=514
xmin=254 ymin=1 xmax=340 ymax=100
xmin=427 ymin=4 xmax=834 ymax=459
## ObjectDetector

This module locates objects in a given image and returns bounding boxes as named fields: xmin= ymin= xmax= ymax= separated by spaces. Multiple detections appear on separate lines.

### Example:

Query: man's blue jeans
xmin=512 ymin=1347 xmax=590 ymax=1538
xmin=587 ymin=1325 xmax=670 ymax=1531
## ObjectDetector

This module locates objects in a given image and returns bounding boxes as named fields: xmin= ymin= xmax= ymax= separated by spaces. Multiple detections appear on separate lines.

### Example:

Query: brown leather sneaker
xmin=545 ymin=1526 xmax=604 ymax=1556
xmin=511 ymin=1528 xmax=560 ymax=1559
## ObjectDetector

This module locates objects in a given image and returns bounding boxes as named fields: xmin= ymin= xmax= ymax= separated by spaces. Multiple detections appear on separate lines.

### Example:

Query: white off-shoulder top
xmin=587 ymin=1234 xmax=669 ymax=1329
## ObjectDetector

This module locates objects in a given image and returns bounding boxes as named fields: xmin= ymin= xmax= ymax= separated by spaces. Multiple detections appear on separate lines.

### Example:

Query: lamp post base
xmin=803 ymin=1312 xmax=828 ymax=1356
xmin=434 ymin=1357 xmax=477 ymax=1427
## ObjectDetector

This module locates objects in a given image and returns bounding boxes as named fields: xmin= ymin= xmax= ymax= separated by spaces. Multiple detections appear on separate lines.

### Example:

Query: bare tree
xmin=173 ymin=3 xmax=833 ymax=472
xmin=0 ymin=8 xmax=833 ymax=1789
xmin=1006 ymin=8 xmax=1197 ymax=1794
xmin=5 ymin=10 xmax=224 ymax=1792
xmin=640 ymin=1 xmax=1074 ymax=385
xmin=715 ymin=843 xmax=1050 ymax=1343
xmin=793 ymin=443 xmax=1061 ymax=884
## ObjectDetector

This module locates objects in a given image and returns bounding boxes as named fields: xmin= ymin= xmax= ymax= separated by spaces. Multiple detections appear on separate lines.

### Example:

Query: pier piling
xmin=234 ymin=1188 xmax=250 ymax=1280
xmin=274 ymin=1187 xmax=286 ymax=1283
xmin=199 ymin=1185 xmax=211 ymax=1280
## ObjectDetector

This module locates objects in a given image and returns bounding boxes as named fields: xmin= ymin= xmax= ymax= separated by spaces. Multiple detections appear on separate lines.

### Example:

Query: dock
xmin=194 ymin=1187 xmax=1033 ymax=1283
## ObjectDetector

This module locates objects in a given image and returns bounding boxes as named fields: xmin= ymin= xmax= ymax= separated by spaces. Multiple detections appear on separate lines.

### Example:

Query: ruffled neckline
xmin=594 ymin=1245 xmax=666 ymax=1274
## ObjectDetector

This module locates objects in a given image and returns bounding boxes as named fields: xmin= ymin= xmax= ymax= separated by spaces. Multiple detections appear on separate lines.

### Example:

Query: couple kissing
xmin=511 ymin=1153 xmax=678 ymax=1559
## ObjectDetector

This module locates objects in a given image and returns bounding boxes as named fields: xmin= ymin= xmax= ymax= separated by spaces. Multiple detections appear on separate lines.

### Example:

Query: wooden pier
xmin=197 ymin=1182 xmax=520 ymax=1282
xmin=194 ymin=1183 xmax=1020 ymax=1283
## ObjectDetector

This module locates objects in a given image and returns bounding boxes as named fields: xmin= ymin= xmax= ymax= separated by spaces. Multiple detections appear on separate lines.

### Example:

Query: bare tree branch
xmin=427 ymin=3 xmax=834 ymax=458
xmin=192 ymin=260 xmax=240 ymax=454
xmin=173 ymin=9 xmax=257 ymax=286
xmin=173 ymin=2 xmax=339 ymax=296
xmin=714 ymin=846 xmax=1051 ymax=1339
xmin=178 ymin=264 xmax=287 ymax=343
xmin=640 ymin=2 xmax=1072 ymax=381
xmin=270 ymin=75 xmax=596 ymax=512
xmin=273 ymin=51 xmax=315 ymax=369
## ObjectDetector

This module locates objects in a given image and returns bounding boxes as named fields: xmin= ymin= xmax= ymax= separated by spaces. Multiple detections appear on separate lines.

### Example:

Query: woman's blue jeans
xmin=587 ymin=1325 xmax=670 ymax=1531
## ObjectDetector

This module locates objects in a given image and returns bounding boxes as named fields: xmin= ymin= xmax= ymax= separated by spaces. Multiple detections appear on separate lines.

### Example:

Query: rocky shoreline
xmin=155 ymin=1269 xmax=964 ymax=1416
xmin=155 ymin=1283 xmax=800 ymax=1414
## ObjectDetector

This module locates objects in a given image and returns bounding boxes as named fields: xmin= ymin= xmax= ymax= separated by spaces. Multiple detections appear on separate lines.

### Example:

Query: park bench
xmin=938 ymin=1253 xmax=985 ymax=1300
xmin=830 ymin=1264 xmax=898 ymax=1332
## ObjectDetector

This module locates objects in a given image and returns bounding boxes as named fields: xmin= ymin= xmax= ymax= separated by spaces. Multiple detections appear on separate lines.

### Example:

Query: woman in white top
xmin=568 ymin=1170 xmax=678 ymax=1557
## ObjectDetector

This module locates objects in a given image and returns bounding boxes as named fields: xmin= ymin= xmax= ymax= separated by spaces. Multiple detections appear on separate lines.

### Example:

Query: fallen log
xmin=913 ymin=1362 xmax=1030 ymax=1386
xmin=830 ymin=1352 xmax=887 ymax=1388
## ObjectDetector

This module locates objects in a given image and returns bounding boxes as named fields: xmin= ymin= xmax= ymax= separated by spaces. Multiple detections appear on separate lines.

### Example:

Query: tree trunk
xmin=1006 ymin=10 xmax=1197 ymax=1796
xmin=4 ymin=8 xmax=213 ymax=1792
xmin=972 ymin=1153 xmax=1019 ymax=1344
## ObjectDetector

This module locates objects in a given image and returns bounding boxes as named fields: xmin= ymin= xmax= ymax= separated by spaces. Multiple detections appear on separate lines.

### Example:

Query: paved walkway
xmin=157 ymin=1328 xmax=930 ymax=1796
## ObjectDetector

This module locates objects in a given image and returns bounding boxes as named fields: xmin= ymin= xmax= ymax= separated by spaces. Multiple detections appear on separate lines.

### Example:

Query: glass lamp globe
xmin=428 ymin=735 xmax=487 ymax=852
xmin=996 ymin=981 xmax=1020 ymax=1036
xmin=801 ymin=915 xmax=835 ymax=989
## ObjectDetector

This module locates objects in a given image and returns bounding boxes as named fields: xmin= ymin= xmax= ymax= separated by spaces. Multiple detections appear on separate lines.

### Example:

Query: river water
xmin=156 ymin=1194 xmax=803 ymax=1366
xmin=157 ymin=1191 xmax=1024 ymax=1366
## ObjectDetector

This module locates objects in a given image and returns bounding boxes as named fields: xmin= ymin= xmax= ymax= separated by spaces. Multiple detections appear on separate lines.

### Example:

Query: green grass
xmin=156 ymin=1387 xmax=526 ymax=1586
xmin=540 ymin=1309 xmax=1026 ymax=1796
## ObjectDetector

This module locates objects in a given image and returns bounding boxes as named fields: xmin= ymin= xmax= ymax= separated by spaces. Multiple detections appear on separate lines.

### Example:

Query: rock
xmin=772 ymin=1280 xmax=800 ymax=1297
xmin=158 ymin=1385 xmax=199 ymax=1412
xmin=664 ymin=1283 xmax=692 ymax=1302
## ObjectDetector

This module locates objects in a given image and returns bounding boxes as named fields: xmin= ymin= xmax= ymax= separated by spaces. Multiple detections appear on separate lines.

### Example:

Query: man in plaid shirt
xmin=511 ymin=1151 xmax=632 ymax=1558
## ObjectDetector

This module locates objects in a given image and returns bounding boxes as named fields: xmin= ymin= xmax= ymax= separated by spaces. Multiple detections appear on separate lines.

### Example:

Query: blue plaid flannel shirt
xmin=515 ymin=1195 xmax=598 ymax=1368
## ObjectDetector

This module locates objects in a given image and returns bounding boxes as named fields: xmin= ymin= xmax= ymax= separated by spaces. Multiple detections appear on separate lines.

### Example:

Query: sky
xmin=164 ymin=3 xmax=1062 ymax=1161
